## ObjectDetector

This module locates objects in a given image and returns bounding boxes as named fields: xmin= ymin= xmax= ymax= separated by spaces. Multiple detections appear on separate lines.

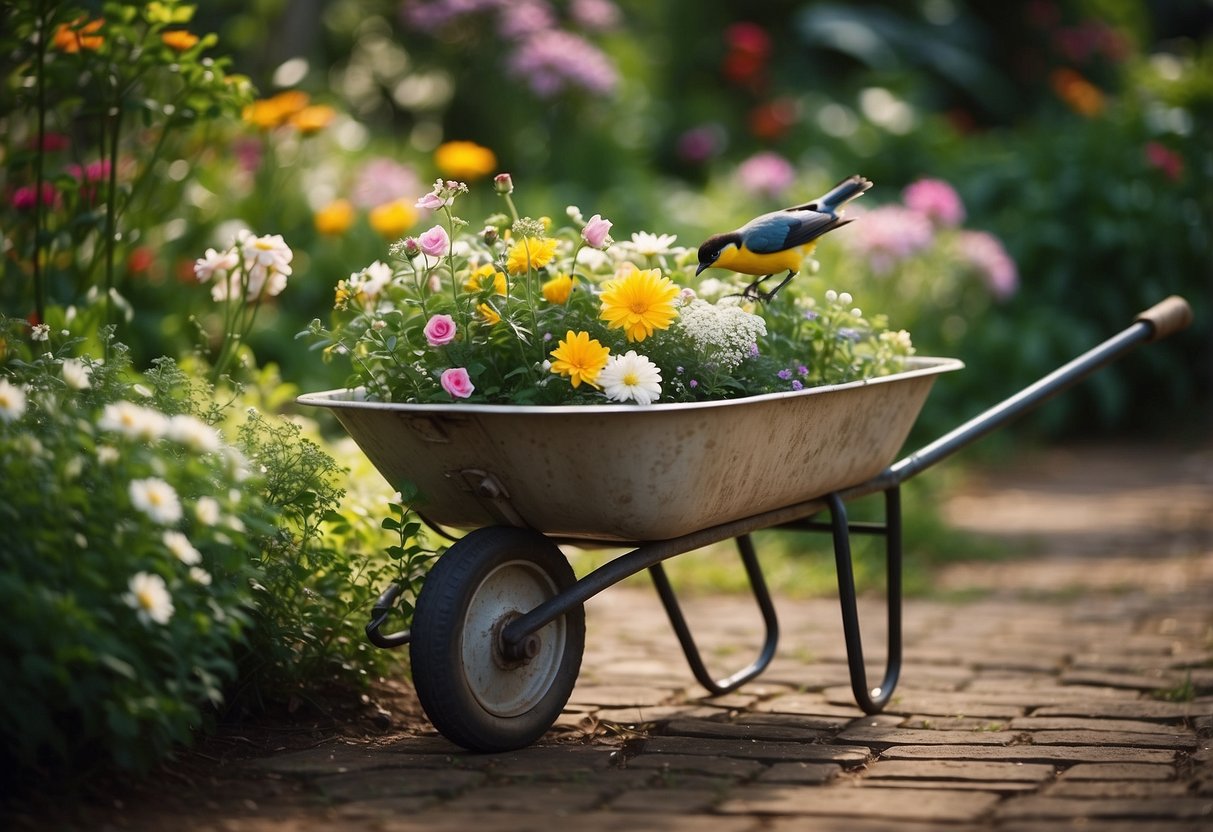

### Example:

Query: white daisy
xmin=629 ymin=231 xmax=678 ymax=258
xmin=599 ymin=351 xmax=663 ymax=405
xmin=62 ymin=358 xmax=92 ymax=390
xmin=188 ymin=567 xmax=212 ymax=586
xmin=195 ymin=496 xmax=222 ymax=526
xmin=0 ymin=379 xmax=28 ymax=423
xmin=166 ymin=414 xmax=222 ymax=454
xmin=163 ymin=530 xmax=202 ymax=565
xmin=98 ymin=401 xmax=168 ymax=441
xmin=124 ymin=572 xmax=174 ymax=625
xmin=193 ymin=246 xmax=239 ymax=284
xmin=129 ymin=477 xmax=183 ymax=525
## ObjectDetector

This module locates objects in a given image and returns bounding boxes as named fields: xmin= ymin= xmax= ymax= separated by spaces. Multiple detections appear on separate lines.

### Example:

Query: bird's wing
xmin=741 ymin=211 xmax=848 ymax=253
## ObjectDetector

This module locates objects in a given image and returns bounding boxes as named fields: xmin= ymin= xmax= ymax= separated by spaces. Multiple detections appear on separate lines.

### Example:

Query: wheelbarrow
xmin=297 ymin=296 xmax=1193 ymax=752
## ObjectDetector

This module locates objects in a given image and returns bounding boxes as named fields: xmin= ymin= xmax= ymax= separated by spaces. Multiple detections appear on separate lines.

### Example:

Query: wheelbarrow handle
xmin=1135 ymin=295 xmax=1193 ymax=343
xmin=877 ymin=294 xmax=1193 ymax=488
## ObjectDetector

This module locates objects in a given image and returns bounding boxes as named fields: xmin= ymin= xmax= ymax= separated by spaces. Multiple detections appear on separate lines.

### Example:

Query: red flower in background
xmin=723 ymin=22 xmax=771 ymax=90
xmin=1145 ymin=142 xmax=1184 ymax=181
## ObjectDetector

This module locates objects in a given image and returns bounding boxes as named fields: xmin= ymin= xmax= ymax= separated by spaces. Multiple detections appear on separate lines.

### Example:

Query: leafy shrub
xmin=0 ymin=323 xmax=260 ymax=774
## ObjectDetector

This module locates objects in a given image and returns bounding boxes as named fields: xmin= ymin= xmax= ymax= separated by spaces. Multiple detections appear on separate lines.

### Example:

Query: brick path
xmin=22 ymin=443 xmax=1213 ymax=829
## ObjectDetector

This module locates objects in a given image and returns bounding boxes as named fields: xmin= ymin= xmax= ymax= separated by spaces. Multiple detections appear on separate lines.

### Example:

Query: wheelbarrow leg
xmin=827 ymin=488 xmax=902 ymax=714
xmin=649 ymin=534 xmax=780 ymax=696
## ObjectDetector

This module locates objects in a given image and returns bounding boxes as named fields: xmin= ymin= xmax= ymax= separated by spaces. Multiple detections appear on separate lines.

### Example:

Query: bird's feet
xmin=738 ymin=271 xmax=796 ymax=302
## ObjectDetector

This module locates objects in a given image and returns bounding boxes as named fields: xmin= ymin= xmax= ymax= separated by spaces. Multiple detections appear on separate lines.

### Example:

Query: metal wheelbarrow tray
xmin=298 ymin=296 xmax=1192 ymax=753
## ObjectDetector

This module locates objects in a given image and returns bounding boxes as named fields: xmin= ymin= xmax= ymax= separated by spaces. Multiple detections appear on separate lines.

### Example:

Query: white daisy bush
xmin=307 ymin=175 xmax=916 ymax=407
xmin=0 ymin=329 xmax=263 ymax=773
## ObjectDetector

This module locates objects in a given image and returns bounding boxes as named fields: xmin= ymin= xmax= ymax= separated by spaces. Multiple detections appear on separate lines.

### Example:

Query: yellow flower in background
xmin=369 ymin=199 xmax=417 ymax=238
xmin=506 ymin=236 xmax=558 ymax=275
xmin=243 ymin=90 xmax=310 ymax=130
xmin=542 ymin=273 xmax=575 ymax=304
xmin=314 ymin=199 xmax=355 ymax=236
xmin=434 ymin=141 xmax=498 ymax=181
xmin=464 ymin=264 xmax=508 ymax=295
xmin=599 ymin=268 xmax=679 ymax=342
xmin=549 ymin=331 xmax=610 ymax=389
xmin=290 ymin=104 xmax=337 ymax=134
xmin=477 ymin=302 xmax=502 ymax=325
xmin=161 ymin=30 xmax=199 ymax=52
xmin=1050 ymin=68 xmax=1105 ymax=118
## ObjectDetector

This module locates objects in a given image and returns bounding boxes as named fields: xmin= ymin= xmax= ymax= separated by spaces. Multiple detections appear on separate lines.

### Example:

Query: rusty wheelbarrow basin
xmin=298 ymin=356 xmax=963 ymax=542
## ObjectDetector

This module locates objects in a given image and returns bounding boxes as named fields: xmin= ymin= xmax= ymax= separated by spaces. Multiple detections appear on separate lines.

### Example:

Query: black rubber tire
xmin=409 ymin=526 xmax=585 ymax=752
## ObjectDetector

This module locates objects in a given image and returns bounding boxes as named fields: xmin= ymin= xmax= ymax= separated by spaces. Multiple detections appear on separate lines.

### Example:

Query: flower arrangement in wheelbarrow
xmin=305 ymin=173 xmax=916 ymax=406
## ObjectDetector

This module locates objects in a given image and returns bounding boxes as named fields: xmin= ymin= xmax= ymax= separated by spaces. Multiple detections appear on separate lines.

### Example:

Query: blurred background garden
xmin=1 ymin=0 xmax=1210 ymax=782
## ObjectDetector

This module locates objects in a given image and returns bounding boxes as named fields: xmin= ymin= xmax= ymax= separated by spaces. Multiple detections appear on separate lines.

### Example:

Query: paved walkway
xmin=18 ymin=443 xmax=1213 ymax=830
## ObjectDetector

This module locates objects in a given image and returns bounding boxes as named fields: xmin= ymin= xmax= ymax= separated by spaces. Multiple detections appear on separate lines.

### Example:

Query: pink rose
xmin=415 ymin=191 xmax=447 ymax=211
xmin=440 ymin=367 xmax=474 ymax=399
xmin=581 ymin=213 xmax=613 ymax=248
xmin=418 ymin=224 xmax=450 ymax=258
xmin=423 ymin=314 xmax=457 ymax=346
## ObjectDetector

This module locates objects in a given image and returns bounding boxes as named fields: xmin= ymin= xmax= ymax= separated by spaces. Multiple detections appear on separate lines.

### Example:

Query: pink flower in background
xmin=497 ymin=0 xmax=556 ymax=39
xmin=352 ymin=158 xmax=423 ymax=209
xmin=736 ymin=151 xmax=796 ymax=198
xmin=440 ymin=367 xmax=475 ymax=399
xmin=846 ymin=205 xmax=935 ymax=274
xmin=11 ymin=182 xmax=57 ymax=211
xmin=571 ymin=0 xmax=621 ymax=30
xmin=418 ymin=225 xmax=450 ymax=257
xmin=1144 ymin=141 xmax=1184 ymax=181
xmin=424 ymin=314 xmax=457 ymax=346
xmin=903 ymin=178 xmax=965 ymax=227
xmin=957 ymin=230 xmax=1018 ymax=300
xmin=581 ymin=213 xmax=613 ymax=248
xmin=676 ymin=124 xmax=726 ymax=164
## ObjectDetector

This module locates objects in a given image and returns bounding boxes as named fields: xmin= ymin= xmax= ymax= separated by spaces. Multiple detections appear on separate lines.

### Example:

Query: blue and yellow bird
xmin=695 ymin=174 xmax=872 ymax=300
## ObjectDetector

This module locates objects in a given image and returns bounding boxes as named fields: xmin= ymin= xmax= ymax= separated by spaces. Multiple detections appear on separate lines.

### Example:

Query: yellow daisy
xmin=598 ymin=268 xmax=679 ymax=342
xmin=506 ymin=237 xmax=558 ymax=275
xmin=464 ymin=264 xmax=508 ymax=295
xmin=477 ymin=302 xmax=501 ymax=325
xmin=549 ymin=331 xmax=609 ymax=389
xmin=542 ymin=273 xmax=575 ymax=304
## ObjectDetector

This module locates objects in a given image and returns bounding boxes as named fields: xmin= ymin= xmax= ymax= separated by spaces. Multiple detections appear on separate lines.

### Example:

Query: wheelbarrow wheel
xmin=410 ymin=526 xmax=585 ymax=752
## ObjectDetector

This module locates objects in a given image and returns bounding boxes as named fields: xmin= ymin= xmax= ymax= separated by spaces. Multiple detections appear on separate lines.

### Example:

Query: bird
xmin=695 ymin=175 xmax=872 ymax=301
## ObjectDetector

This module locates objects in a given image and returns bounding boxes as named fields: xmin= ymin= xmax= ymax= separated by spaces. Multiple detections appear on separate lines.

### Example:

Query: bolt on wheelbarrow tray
xmin=297 ymin=296 xmax=1192 ymax=754
xmin=296 ymin=356 xmax=962 ymax=543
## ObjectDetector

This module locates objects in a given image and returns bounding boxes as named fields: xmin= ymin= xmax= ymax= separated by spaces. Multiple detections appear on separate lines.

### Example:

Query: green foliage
xmin=0 ymin=320 xmax=259 ymax=775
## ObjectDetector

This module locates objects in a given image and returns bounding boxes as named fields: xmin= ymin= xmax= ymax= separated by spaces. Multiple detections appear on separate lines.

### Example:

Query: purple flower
xmin=777 ymin=368 xmax=793 ymax=380
xmin=791 ymin=380 xmax=804 ymax=391
xmin=507 ymin=30 xmax=619 ymax=97
xmin=571 ymin=0 xmax=620 ymax=30
xmin=736 ymin=151 xmax=796 ymax=199
xmin=749 ymin=343 xmax=760 ymax=357
xmin=803 ymin=309 xmax=819 ymax=321
xmin=418 ymin=225 xmax=450 ymax=258
xmin=903 ymin=178 xmax=965 ymax=227
xmin=581 ymin=213 xmax=612 ymax=248
xmin=676 ymin=124 xmax=725 ymax=164
xmin=957 ymin=230 xmax=1019 ymax=300
xmin=837 ymin=328 xmax=861 ymax=342
xmin=797 ymin=364 xmax=808 ymax=376
xmin=497 ymin=0 xmax=556 ymax=39
xmin=689 ymin=379 xmax=698 ymax=388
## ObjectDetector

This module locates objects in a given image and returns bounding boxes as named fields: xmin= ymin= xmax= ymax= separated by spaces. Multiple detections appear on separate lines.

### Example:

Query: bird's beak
xmin=695 ymin=262 xmax=708 ymax=276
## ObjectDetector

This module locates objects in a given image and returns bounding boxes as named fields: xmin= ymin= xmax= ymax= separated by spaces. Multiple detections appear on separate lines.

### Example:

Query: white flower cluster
xmin=194 ymin=230 xmax=293 ymax=302
xmin=676 ymin=299 xmax=768 ymax=370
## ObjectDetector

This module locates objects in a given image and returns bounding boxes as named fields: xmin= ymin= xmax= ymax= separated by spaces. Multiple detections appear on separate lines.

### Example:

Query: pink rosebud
xmin=423 ymin=314 xmax=457 ymax=346
xmin=581 ymin=213 xmax=612 ymax=248
xmin=440 ymin=367 xmax=474 ymax=399
xmin=415 ymin=191 xmax=447 ymax=211
xmin=494 ymin=172 xmax=514 ymax=194
xmin=418 ymin=224 xmax=449 ymax=258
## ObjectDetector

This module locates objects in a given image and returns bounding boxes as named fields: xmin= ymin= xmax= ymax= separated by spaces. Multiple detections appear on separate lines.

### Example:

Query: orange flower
xmin=1050 ymin=68 xmax=1105 ymax=118
xmin=289 ymin=104 xmax=337 ymax=134
xmin=434 ymin=141 xmax=497 ymax=181
xmin=242 ymin=90 xmax=311 ymax=130
xmin=52 ymin=17 xmax=104 ymax=53
xmin=161 ymin=30 xmax=199 ymax=52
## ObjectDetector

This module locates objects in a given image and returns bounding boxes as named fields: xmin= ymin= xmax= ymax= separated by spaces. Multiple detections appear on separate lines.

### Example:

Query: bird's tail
xmin=802 ymin=175 xmax=873 ymax=214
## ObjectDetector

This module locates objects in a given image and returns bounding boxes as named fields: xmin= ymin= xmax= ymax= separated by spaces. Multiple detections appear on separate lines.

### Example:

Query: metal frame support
xmin=648 ymin=534 xmax=780 ymax=696
xmin=826 ymin=488 xmax=902 ymax=713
